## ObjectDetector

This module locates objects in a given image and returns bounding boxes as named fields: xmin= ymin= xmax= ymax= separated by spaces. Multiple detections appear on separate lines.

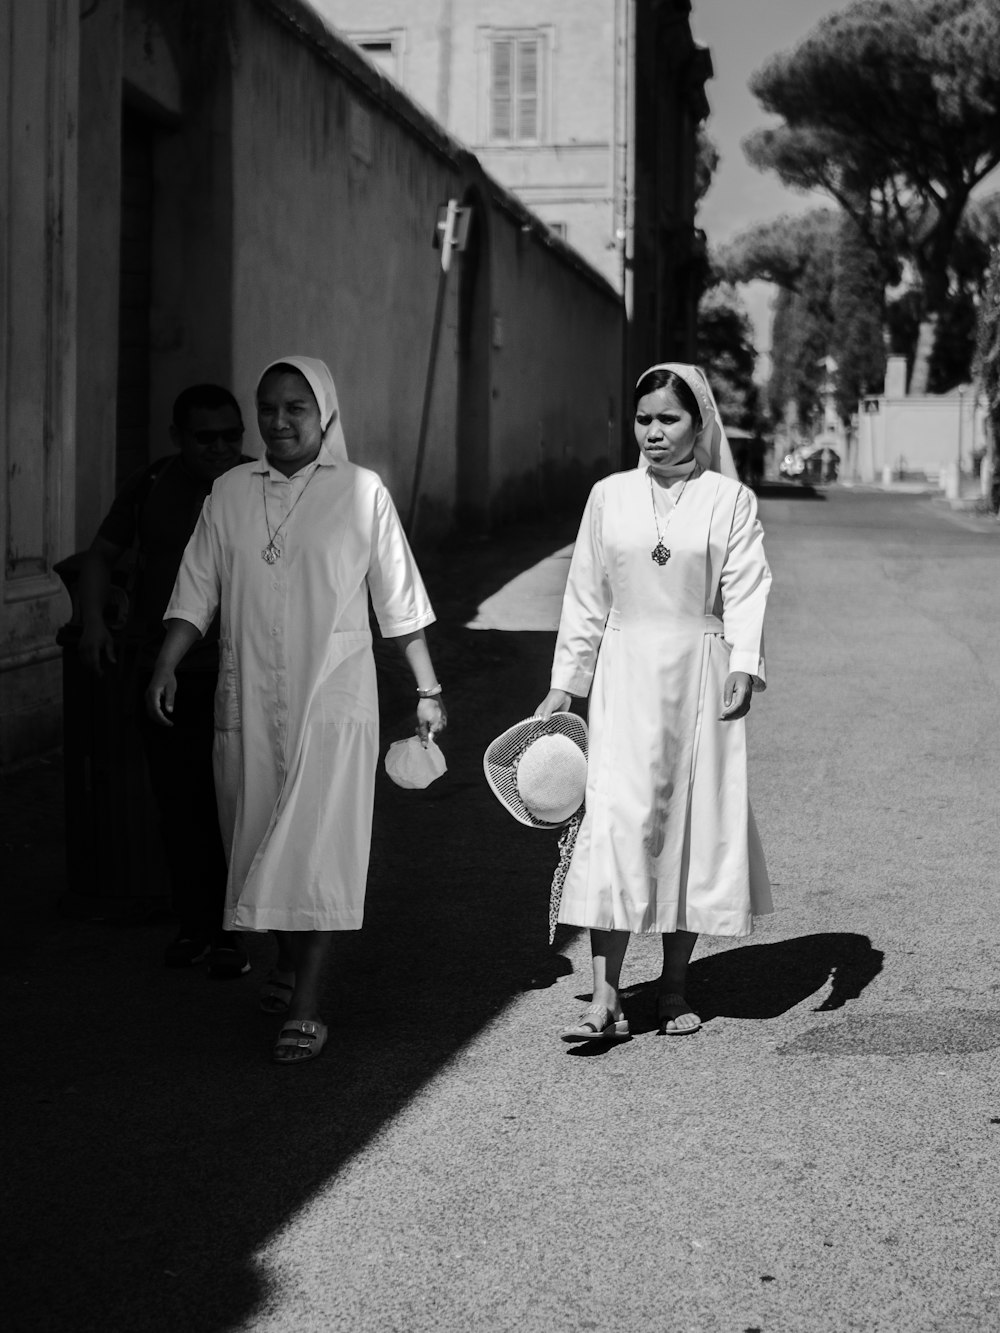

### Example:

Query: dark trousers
xmin=138 ymin=671 xmax=229 ymax=940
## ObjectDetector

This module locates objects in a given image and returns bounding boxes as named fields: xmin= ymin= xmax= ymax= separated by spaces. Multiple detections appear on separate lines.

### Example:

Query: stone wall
xmin=1 ymin=0 xmax=623 ymax=764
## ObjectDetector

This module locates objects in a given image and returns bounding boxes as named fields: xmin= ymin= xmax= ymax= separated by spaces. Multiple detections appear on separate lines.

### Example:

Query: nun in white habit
xmin=148 ymin=356 xmax=446 ymax=1064
xmin=534 ymin=362 xmax=772 ymax=1042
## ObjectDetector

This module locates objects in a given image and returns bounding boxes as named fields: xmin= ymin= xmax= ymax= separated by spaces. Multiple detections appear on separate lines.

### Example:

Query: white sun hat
xmin=483 ymin=713 xmax=588 ymax=828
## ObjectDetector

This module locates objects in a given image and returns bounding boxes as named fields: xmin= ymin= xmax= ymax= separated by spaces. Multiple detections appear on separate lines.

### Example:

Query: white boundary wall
xmin=857 ymin=391 xmax=988 ymax=482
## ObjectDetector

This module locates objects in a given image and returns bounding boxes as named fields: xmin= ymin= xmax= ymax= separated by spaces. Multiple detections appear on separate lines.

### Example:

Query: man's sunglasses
xmin=190 ymin=427 xmax=244 ymax=445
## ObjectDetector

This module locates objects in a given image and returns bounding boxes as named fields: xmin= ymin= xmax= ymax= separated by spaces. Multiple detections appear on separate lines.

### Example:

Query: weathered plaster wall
xmin=317 ymin=0 xmax=625 ymax=290
xmin=75 ymin=0 xmax=236 ymax=537
xmin=0 ymin=0 xmax=78 ymax=764
xmin=75 ymin=0 xmax=123 ymax=547
xmin=487 ymin=205 xmax=621 ymax=522
xmin=1 ymin=0 xmax=624 ymax=763
xmin=233 ymin=1 xmax=621 ymax=539
xmin=230 ymin=1 xmax=463 ymax=522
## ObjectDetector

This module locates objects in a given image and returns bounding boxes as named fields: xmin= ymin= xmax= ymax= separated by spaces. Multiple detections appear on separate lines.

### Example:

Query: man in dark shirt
xmin=79 ymin=384 xmax=250 ymax=976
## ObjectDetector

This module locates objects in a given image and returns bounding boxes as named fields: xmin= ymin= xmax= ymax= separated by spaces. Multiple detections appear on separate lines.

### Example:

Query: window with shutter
xmin=489 ymin=34 xmax=544 ymax=144
xmin=517 ymin=40 xmax=538 ymax=141
xmin=491 ymin=39 xmax=513 ymax=140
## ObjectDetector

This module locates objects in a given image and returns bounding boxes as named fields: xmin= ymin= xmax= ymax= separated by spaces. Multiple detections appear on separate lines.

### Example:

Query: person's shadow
xmin=621 ymin=932 xmax=884 ymax=1035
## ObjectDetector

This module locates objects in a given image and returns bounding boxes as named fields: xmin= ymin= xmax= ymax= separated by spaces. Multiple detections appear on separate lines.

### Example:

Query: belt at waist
xmin=606 ymin=610 xmax=724 ymax=635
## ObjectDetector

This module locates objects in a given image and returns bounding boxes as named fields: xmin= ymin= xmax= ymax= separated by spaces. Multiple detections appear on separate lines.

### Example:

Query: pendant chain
xmin=648 ymin=469 xmax=691 ymax=566
xmin=261 ymin=468 xmax=318 ymax=563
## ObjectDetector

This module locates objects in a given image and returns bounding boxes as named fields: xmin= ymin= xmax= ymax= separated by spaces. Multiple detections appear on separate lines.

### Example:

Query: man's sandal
xmin=657 ymin=992 xmax=702 ymax=1036
xmin=259 ymin=971 xmax=295 ymax=1014
xmin=561 ymin=1003 xmax=630 ymax=1042
xmin=272 ymin=1019 xmax=328 ymax=1065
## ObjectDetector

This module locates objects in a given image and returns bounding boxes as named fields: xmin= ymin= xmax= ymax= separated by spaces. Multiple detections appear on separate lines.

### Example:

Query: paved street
xmin=3 ymin=485 xmax=1000 ymax=1333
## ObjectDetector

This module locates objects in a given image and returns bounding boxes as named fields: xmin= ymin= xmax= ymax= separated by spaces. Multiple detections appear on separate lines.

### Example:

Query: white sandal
xmin=272 ymin=1019 xmax=327 ymax=1064
xmin=561 ymin=1004 xmax=630 ymax=1042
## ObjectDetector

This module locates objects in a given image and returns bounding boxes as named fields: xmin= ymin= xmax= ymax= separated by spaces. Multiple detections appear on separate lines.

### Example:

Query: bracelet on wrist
xmin=416 ymin=684 xmax=443 ymax=698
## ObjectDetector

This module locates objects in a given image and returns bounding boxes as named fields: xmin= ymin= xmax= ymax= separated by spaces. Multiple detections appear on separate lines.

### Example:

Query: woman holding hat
xmin=534 ymin=363 xmax=772 ymax=1040
xmin=148 ymin=356 xmax=446 ymax=1064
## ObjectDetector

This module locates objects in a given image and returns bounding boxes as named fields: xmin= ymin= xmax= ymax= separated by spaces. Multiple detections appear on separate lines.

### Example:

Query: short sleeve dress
xmin=549 ymin=466 xmax=772 ymax=937
xmin=165 ymin=445 xmax=434 ymax=932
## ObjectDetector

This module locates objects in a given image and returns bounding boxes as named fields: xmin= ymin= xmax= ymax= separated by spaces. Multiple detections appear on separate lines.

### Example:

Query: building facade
xmin=2 ymin=0 xmax=710 ymax=766
xmin=318 ymin=0 xmax=629 ymax=291
xmin=1 ymin=0 xmax=624 ymax=767
xmin=315 ymin=0 xmax=713 ymax=372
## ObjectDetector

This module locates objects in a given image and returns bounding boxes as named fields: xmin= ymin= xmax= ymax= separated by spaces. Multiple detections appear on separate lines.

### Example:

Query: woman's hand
xmin=417 ymin=696 xmax=447 ymax=745
xmin=145 ymin=668 xmax=178 ymax=727
xmin=720 ymin=672 xmax=753 ymax=721
xmin=533 ymin=688 xmax=572 ymax=719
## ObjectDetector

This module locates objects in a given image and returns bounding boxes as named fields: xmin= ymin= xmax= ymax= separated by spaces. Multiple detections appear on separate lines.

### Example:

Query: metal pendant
xmin=261 ymin=542 xmax=280 ymax=564
xmin=651 ymin=542 xmax=671 ymax=566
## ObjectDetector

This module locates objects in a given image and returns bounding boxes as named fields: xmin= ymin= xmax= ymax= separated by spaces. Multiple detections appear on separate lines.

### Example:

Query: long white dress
xmin=550 ymin=466 xmax=772 ymax=936
xmin=165 ymin=442 xmax=434 ymax=931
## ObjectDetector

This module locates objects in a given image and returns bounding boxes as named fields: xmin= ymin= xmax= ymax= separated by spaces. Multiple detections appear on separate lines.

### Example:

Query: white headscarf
xmin=634 ymin=362 xmax=739 ymax=480
xmin=257 ymin=355 xmax=348 ymax=463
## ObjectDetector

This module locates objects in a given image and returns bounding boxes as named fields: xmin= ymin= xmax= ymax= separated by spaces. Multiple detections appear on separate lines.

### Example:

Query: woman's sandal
xmin=272 ymin=1019 xmax=328 ymax=1065
xmin=561 ymin=1003 xmax=630 ymax=1043
xmin=259 ymin=970 xmax=296 ymax=1014
xmin=657 ymin=991 xmax=702 ymax=1036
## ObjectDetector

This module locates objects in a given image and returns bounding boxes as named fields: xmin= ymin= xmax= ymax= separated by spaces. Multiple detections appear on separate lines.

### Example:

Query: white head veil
xmin=257 ymin=355 xmax=348 ymax=462
xmin=634 ymin=362 xmax=739 ymax=480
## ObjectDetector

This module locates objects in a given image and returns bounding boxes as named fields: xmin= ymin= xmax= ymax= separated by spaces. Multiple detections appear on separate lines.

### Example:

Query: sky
xmin=689 ymin=0 xmax=856 ymax=358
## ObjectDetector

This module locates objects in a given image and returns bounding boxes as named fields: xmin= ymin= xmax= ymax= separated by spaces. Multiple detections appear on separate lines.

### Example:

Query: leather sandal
xmin=561 ymin=1003 xmax=630 ymax=1042
xmin=657 ymin=992 xmax=701 ymax=1036
xmin=272 ymin=1019 xmax=327 ymax=1064
xmin=259 ymin=970 xmax=295 ymax=1014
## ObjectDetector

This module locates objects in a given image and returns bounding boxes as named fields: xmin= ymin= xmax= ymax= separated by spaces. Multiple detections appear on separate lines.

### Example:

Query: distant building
xmin=0 ymin=0 xmax=622 ymax=767
xmin=315 ymin=0 xmax=712 ymax=371
xmin=318 ymin=0 xmax=629 ymax=291
xmin=1 ymin=0 xmax=710 ymax=766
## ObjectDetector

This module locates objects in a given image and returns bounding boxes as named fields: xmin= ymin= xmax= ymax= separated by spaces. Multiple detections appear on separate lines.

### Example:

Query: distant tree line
xmin=705 ymin=0 xmax=1000 ymax=433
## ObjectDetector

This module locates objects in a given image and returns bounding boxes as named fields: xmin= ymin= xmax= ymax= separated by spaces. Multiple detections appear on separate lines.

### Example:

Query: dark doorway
xmin=455 ymin=186 xmax=491 ymax=533
xmin=116 ymin=105 xmax=155 ymax=487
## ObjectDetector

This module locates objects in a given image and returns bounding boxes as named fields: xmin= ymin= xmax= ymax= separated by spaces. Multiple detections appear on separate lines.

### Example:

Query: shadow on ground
xmin=755 ymin=481 xmax=825 ymax=501
xmin=1 ymin=515 xmax=587 ymax=1333
xmin=618 ymin=932 xmax=884 ymax=1035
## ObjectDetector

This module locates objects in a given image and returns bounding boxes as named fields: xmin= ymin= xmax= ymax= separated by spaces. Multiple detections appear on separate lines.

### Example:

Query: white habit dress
xmin=550 ymin=466 xmax=772 ymax=936
xmin=165 ymin=438 xmax=434 ymax=932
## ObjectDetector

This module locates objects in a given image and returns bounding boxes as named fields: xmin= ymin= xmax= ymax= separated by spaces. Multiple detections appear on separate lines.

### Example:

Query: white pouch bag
xmin=384 ymin=734 xmax=447 ymax=789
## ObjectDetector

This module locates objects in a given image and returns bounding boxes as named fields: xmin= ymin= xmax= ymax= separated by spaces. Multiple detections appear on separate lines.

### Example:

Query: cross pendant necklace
xmin=261 ymin=469 xmax=317 ymax=563
xmin=648 ymin=470 xmax=691 ymax=566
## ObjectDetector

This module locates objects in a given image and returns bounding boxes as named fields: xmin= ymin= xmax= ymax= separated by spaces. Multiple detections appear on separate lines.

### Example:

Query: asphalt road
xmin=2 ymin=486 xmax=999 ymax=1333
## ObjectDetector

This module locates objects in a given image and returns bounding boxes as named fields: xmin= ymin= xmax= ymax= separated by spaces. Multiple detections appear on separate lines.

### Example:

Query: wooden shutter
xmin=491 ymin=38 xmax=513 ymax=140
xmin=517 ymin=38 xmax=539 ymax=141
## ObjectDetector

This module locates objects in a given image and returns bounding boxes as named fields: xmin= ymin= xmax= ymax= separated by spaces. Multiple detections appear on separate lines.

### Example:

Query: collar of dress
xmin=251 ymin=436 xmax=341 ymax=480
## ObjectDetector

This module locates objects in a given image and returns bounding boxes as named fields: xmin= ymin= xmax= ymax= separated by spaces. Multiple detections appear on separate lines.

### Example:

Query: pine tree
xmin=832 ymin=216 xmax=886 ymax=421
xmin=976 ymin=246 xmax=1000 ymax=454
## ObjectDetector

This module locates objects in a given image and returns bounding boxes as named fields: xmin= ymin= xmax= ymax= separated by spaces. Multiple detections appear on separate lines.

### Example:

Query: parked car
xmin=780 ymin=438 xmax=840 ymax=484
xmin=779 ymin=449 xmax=806 ymax=480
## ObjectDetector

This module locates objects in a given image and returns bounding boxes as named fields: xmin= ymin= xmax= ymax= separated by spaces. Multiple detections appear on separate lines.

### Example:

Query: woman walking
xmin=148 ymin=356 xmax=446 ymax=1063
xmin=534 ymin=362 xmax=772 ymax=1039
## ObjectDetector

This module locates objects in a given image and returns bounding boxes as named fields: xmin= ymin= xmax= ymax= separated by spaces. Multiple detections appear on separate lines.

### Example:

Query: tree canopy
xmin=715 ymin=212 xmax=837 ymax=426
xmin=715 ymin=210 xmax=841 ymax=292
xmin=743 ymin=0 xmax=1000 ymax=389
xmin=831 ymin=217 xmax=886 ymax=418
xmin=696 ymin=284 xmax=760 ymax=431
xmin=716 ymin=209 xmax=886 ymax=426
